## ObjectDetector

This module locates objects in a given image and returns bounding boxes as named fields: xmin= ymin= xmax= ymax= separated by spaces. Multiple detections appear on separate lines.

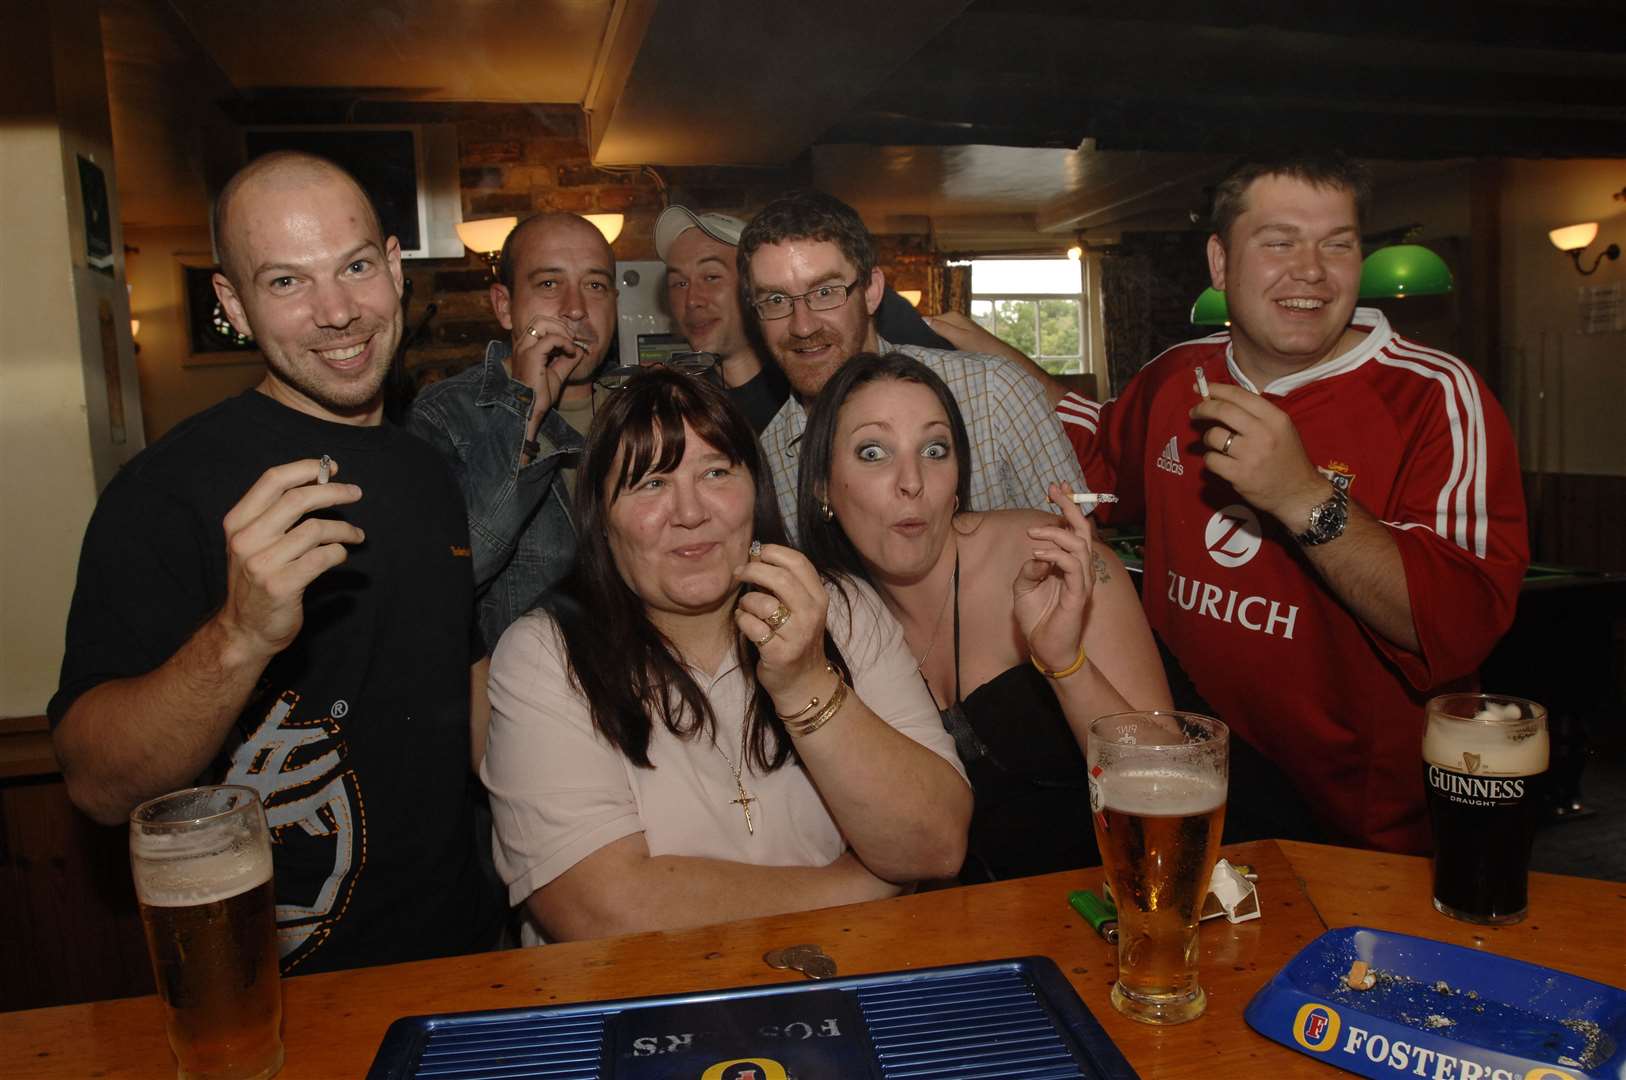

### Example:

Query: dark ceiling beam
xmin=973 ymin=0 xmax=1626 ymax=54
xmin=592 ymin=0 xmax=974 ymax=165
xmin=828 ymin=96 xmax=1626 ymax=159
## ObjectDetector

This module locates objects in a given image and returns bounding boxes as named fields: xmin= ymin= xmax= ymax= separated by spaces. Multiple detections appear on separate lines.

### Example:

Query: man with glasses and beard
xmin=50 ymin=152 xmax=503 ymax=973
xmin=738 ymin=190 xmax=1086 ymax=538
xmin=410 ymin=212 xmax=620 ymax=650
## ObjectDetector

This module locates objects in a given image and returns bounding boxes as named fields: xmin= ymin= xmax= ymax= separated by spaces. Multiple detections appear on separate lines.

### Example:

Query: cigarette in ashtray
xmin=1070 ymin=493 xmax=1119 ymax=506
xmin=318 ymin=454 xmax=332 ymax=485
xmin=1345 ymin=960 xmax=1377 ymax=991
xmin=1195 ymin=365 xmax=1211 ymax=399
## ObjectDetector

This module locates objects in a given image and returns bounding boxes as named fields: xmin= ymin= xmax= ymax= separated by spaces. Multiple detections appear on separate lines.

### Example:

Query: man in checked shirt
xmin=737 ymin=190 xmax=1087 ymax=540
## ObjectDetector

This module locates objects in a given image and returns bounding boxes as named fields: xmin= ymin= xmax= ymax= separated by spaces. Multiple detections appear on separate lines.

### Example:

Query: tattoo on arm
xmin=1092 ymin=550 xmax=1110 ymax=583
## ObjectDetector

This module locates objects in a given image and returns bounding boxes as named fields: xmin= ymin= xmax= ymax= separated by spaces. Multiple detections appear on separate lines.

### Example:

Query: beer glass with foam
xmin=130 ymin=786 xmax=283 ymax=1080
xmin=1087 ymin=711 xmax=1228 ymax=1025
xmin=1423 ymin=693 xmax=1548 ymax=924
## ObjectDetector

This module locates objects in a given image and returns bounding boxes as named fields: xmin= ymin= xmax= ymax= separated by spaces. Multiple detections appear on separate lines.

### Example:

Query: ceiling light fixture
xmin=456 ymin=216 xmax=519 ymax=281
xmin=1548 ymin=222 xmax=1620 ymax=276
xmin=584 ymin=213 xmax=624 ymax=245
xmin=1358 ymin=244 xmax=1454 ymax=298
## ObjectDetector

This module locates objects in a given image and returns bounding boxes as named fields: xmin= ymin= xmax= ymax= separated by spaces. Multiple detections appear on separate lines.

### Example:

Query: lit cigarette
xmin=749 ymin=540 xmax=763 ymax=560
xmin=1195 ymin=365 xmax=1210 ymax=399
xmin=318 ymin=454 xmax=332 ymax=485
xmin=1070 ymin=493 xmax=1119 ymax=506
xmin=572 ymin=338 xmax=591 ymax=351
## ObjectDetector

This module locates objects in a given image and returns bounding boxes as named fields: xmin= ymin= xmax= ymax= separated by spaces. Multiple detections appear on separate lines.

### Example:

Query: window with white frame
xmin=969 ymin=258 xmax=1089 ymax=375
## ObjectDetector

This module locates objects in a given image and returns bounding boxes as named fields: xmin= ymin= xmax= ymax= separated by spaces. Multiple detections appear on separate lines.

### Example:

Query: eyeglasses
xmin=751 ymin=278 xmax=862 ymax=321
xmin=595 ymin=352 xmax=722 ymax=390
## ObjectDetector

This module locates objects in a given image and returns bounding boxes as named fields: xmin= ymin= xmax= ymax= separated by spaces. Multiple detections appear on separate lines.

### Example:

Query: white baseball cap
xmin=655 ymin=206 xmax=747 ymax=261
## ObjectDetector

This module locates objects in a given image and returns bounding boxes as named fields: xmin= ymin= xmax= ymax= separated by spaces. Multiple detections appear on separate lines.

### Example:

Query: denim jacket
xmin=408 ymin=341 xmax=582 ymax=652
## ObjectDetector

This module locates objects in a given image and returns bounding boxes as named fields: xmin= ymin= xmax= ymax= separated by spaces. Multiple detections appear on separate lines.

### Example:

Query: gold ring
xmin=755 ymin=630 xmax=774 ymax=647
xmin=1221 ymin=431 xmax=1236 ymax=455
xmin=763 ymin=604 xmax=791 ymax=631
xmin=526 ymin=325 xmax=540 ymax=339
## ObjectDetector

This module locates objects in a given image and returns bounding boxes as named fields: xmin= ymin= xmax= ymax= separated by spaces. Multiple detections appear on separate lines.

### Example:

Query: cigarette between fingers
xmin=318 ymin=454 xmax=332 ymax=485
xmin=1195 ymin=365 xmax=1210 ymax=399
xmin=572 ymin=338 xmax=591 ymax=351
xmin=1070 ymin=493 xmax=1118 ymax=505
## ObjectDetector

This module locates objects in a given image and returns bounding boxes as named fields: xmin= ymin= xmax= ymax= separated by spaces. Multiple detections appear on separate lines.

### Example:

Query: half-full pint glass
xmin=130 ymin=786 xmax=283 ymax=1080
xmin=1423 ymin=693 xmax=1549 ymax=924
xmin=1088 ymin=711 xmax=1228 ymax=1025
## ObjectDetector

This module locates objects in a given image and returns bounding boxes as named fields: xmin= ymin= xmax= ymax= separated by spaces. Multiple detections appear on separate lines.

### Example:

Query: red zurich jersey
xmin=1081 ymin=310 xmax=1529 ymax=852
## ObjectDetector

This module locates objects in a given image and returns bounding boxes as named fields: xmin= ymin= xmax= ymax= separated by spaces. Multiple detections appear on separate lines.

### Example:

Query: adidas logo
xmin=1155 ymin=435 xmax=1185 ymax=476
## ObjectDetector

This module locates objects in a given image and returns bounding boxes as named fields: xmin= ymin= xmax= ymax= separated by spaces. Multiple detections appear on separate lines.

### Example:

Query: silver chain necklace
xmin=912 ymin=540 xmax=959 ymax=670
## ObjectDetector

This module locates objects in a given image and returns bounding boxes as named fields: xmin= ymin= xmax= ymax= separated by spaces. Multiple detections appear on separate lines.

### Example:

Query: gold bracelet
xmin=785 ymin=678 xmax=848 ymax=738
xmin=774 ymin=663 xmax=837 ymax=723
xmin=1031 ymin=641 xmax=1088 ymax=679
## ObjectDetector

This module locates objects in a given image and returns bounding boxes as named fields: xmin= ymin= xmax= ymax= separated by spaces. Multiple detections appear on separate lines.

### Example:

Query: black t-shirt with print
xmin=50 ymin=390 xmax=502 ymax=974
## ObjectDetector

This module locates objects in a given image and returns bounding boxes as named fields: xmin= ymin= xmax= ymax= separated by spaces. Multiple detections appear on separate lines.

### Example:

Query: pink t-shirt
xmin=483 ymin=577 xmax=967 ymax=921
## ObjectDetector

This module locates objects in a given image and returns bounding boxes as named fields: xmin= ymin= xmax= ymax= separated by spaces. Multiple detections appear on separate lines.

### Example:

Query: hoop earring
xmin=820 ymin=499 xmax=834 ymax=522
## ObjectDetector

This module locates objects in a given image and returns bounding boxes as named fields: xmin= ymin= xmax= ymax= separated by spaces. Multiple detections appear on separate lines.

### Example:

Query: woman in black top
xmin=797 ymin=352 xmax=1172 ymax=882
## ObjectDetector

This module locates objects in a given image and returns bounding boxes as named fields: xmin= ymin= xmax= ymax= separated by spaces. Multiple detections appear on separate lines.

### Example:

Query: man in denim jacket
xmin=410 ymin=213 xmax=619 ymax=651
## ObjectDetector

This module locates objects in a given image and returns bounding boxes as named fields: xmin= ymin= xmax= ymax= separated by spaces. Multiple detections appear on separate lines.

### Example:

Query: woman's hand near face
xmin=1013 ymin=482 xmax=1098 ymax=672
xmin=733 ymin=543 xmax=834 ymax=706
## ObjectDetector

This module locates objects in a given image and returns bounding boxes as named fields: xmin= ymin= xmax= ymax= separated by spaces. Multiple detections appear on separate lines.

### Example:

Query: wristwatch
xmin=1295 ymin=484 xmax=1349 ymax=546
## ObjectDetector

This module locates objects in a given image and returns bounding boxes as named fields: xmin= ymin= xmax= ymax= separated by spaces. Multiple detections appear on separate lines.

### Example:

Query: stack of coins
xmin=762 ymin=944 xmax=837 ymax=980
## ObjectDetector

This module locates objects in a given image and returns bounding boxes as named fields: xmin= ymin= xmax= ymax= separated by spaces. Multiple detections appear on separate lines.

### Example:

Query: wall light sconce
xmin=456 ymin=216 xmax=519 ymax=282
xmin=897 ymin=289 xmax=923 ymax=308
xmin=130 ymin=318 xmax=141 ymax=355
xmin=584 ymin=213 xmax=624 ymax=245
xmin=1549 ymin=222 xmax=1620 ymax=276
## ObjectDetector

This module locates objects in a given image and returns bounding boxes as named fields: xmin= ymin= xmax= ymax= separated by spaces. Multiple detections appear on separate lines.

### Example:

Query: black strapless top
xmin=934 ymin=553 xmax=1099 ymax=884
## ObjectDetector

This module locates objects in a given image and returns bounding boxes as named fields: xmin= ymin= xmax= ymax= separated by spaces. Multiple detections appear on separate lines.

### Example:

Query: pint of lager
xmin=130 ymin=786 xmax=283 ymax=1080
xmin=1087 ymin=711 xmax=1227 ymax=1026
xmin=1423 ymin=694 xmax=1548 ymax=925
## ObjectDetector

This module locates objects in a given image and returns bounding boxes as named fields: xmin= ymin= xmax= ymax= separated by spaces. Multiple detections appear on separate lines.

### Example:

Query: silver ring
xmin=1221 ymin=431 xmax=1236 ymax=455
xmin=763 ymin=605 xmax=791 ymax=631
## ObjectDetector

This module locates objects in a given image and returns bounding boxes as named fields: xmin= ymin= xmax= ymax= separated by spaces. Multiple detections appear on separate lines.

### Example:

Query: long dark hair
xmin=553 ymin=367 xmax=848 ymax=771
xmin=797 ymin=352 xmax=974 ymax=584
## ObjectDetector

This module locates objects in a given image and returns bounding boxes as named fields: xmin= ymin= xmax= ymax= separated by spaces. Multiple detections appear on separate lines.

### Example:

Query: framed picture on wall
xmin=177 ymin=254 xmax=260 ymax=367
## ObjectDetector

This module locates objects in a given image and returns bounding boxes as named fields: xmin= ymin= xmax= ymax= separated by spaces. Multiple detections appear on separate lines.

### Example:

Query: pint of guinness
xmin=130 ymin=786 xmax=283 ymax=1080
xmin=1423 ymin=694 xmax=1548 ymax=925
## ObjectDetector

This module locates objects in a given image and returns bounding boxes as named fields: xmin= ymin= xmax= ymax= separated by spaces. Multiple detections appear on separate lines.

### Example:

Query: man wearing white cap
xmin=656 ymin=205 xmax=790 ymax=432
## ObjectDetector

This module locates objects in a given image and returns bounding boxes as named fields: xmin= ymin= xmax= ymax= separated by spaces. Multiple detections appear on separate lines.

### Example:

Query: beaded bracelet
xmin=1031 ymin=640 xmax=1088 ymax=680
xmin=785 ymin=677 xmax=848 ymax=738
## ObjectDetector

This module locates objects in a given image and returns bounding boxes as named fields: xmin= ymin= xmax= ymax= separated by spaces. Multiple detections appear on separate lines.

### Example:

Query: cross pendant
xmin=731 ymin=782 xmax=757 ymax=835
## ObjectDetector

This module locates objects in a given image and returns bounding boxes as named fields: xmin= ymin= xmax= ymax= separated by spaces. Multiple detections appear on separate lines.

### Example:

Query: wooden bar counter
xmin=3 ymin=840 xmax=1621 ymax=1078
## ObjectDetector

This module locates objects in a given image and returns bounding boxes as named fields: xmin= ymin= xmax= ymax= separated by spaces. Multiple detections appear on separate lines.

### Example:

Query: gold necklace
xmin=712 ymin=715 xmax=757 ymax=834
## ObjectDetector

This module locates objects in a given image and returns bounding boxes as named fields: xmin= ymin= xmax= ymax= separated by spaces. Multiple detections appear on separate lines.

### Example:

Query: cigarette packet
xmin=1070 ymin=492 xmax=1119 ymax=506
xmin=1195 ymin=365 xmax=1210 ymax=399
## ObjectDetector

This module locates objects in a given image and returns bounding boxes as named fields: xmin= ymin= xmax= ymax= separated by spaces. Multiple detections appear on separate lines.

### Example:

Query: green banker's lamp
xmin=1357 ymin=244 xmax=1453 ymax=299
xmin=1190 ymin=287 xmax=1229 ymax=326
